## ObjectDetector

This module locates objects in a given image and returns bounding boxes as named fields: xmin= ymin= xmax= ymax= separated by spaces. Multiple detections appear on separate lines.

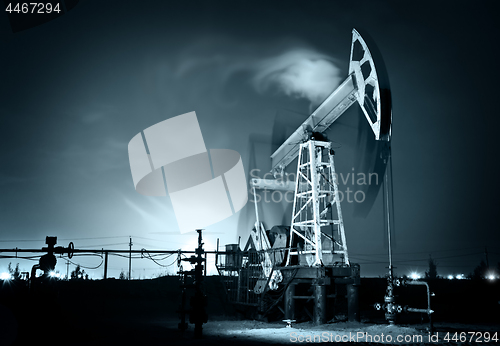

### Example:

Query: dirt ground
xmin=65 ymin=316 xmax=499 ymax=346
xmin=179 ymin=320 xmax=499 ymax=345
xmin=2 ymin=277 xmax=498 ymax=345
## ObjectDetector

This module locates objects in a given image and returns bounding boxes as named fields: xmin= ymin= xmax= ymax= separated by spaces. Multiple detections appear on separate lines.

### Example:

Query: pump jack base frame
xmin=281 ymin=264 xmax=360 ymax=325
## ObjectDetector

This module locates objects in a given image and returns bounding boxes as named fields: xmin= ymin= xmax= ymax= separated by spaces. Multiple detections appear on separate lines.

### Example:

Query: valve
xmin=53 ymin=241 xmax=75 ymax=258
xmin=43 ymin=237 xmax=75 ymax=258
xmin=394 ymin=276 xmax=407 ymax=287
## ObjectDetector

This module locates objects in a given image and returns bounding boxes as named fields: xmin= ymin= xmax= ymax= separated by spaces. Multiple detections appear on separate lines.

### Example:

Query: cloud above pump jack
xmin=128 ymin=111 xmax=248 ymax=233
xmin=251 ymin=49 xmax=343 ymax=108
xmin=173 ymin=39 xmax=343 ymax=109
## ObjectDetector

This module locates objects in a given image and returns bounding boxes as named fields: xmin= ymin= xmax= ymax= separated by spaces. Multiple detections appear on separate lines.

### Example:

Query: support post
xmin=313 ymin=284 xmax=326 ymax=325
xmin=347 ymin=284 xmax=359 ymax=321
xmin=204 ymin=252 xmax=207 ymax=277
xmin=285 ymin=284 xmax=296 ymax=320
xmin=104 ymin=251 xmax=108 ymax=279
xmin=128 ymin=237 xmax=132 ymax=280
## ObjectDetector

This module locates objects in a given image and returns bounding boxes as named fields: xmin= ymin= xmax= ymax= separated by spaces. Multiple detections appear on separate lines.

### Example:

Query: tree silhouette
xmin=119 ymin=270 xmax=126 ymax=280
xmin=425 ymin=256 xmax=438 ymax=279
xmin=470 ymin=260 xmax=488 ymax=280
xmin=70 ymin=265 xmax=84 ymax=280
xmin=7 ymin=262 xmax=21 ymax=280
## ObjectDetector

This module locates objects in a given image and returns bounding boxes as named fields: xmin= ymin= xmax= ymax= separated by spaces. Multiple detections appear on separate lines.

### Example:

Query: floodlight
xmin=409 ymin=272 xmax=420 ymax=280
xmin=0 ymin=272 xmax=12 ymax=280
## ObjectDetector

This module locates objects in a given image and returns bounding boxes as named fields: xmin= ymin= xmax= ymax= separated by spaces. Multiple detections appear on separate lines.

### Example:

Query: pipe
xmin=406 ymin=280 xmax=434 ymax=333
xmin=215 ymin=238 xmax=219 ymax=266
xmin=30 ymin=264 xmax=40 ymax=291
xmin=0 ymin=248 xmax=236 ymax=254
xmin=384 ymin=154 xmax=393 ymax=275
xmin=104 ymin=251 xmax=108 ymax=279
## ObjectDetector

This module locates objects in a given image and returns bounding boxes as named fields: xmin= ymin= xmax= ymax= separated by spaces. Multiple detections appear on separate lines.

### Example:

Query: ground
xmin=64 ymin=316 xmax=499 ymax=345
xmin=1 ymin=277 xmax=498 ymax=345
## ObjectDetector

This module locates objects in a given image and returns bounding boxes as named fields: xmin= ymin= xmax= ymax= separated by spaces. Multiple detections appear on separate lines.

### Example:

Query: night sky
xmin=1 ymin=0 xmax=499 ymax=279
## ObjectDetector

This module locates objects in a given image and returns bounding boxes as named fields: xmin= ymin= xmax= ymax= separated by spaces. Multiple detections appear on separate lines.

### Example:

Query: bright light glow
xmin=50 ymin=271 xmax=56 ymax=277
xmin=447 ymin=275 xmax=454 ymax=280
xmin=409 ymin=272 xmax=421 ymax=280
xmin=0 ymin=272 xmax=12 ymax=280
xmin=488 ymin=274 xmax=496 ymax=281
xmin=456 ymin=274 xmax=465 ymax=280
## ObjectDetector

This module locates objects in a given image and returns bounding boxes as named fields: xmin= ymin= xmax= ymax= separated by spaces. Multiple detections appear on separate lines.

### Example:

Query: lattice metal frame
xmin=285 ymin=140 xmax=349 ymax=267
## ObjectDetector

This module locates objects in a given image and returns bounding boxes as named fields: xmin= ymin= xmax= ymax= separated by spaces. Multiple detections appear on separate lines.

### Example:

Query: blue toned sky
xmin=0 ymin=0 xmax=499 ymax=278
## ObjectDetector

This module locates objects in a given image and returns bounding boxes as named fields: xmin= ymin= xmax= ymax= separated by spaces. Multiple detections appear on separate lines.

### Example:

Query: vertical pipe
xmin=178 ymin=273 xmax=187 ymax=332
xmin=216 ymin=238 xmax=219 ymax=266
xmin=204 ymin=252 xmax=207 ymax=277
xmin=128 ymin=237 xmax=132 ymax=280
xmin=427 ymin=283 xmax=433 ymax=334
xmin=237 ymin=270 xmax=241 ymax=303
xmin=104 ymin=251 xmax=108 ymax=279
xmin=382 ymin=150 xmax=397 ymax=326
xmin=383 ymin=149 xmax=394 ymax=279
xmin=422 ymin=281 xmax=433 ymax=333
xmin=246 ymin=253 xmax=250 ymax=303
xmin=384 ymin=166 xmax=392 ymax=275
xmin=285 ymin=284 xmax=296 ymax=320
xmin=407 ymin=281 xmax=433 ymax=333
xmin=347 ymin=284 xmax=360 ymax=321
xmin=313 ymin=285 xmax=326 ymax=325
xmin=253 ymin=186 xmax=260 ymax=245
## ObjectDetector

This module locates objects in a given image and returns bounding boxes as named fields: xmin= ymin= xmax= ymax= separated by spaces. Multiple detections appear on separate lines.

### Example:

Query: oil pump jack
xmin=218 ymin=28 xmax=394 ymax=324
